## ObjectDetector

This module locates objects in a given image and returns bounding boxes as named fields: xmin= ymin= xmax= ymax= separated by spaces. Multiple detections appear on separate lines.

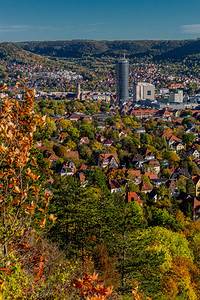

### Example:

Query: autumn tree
xmin=0 ymin=83 xmax=56 ymax=297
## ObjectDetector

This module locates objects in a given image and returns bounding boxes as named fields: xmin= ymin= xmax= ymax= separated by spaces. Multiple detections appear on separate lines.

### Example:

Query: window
xmin=147 ymin=90 xmax=151 ymax=95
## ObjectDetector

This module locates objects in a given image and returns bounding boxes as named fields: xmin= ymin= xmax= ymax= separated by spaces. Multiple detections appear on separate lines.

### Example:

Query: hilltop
xmin=16 ymin=38 xmax=200 ymax=61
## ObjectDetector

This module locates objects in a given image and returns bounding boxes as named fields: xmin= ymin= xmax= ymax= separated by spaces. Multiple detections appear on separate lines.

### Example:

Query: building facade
xmin=168 ymin=90 xmax=183 ymax=103
xmin=134 ymin=82 xmax=155 ymax=101
xmin=116 ymin=59 xmax=129 ymax=103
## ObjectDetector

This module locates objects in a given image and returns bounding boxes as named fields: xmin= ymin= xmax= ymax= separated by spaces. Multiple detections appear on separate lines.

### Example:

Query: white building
xmin=168 ymin=90 xmax=183 ymax=103
xmin=134 ymin=82 xmax=155 ymax=101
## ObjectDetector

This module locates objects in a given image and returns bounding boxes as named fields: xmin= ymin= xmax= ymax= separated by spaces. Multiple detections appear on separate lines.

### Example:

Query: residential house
xmin=166 ymin=179 xmax=177 ymax=196
xmin=79 ymin=163 xmax=88 ymax=171
xmin=173 ymin=168 xmax=191 ymax=180
xmin=192 ymin=175 xmax=200 ymax=197
xmin=119 ymin=130 xmax=128 ymax=138
xmin=189 ymin=148 xmax=200 ymax=159
xmin=48 ymin=154 xmax=60 ymax=166
xmin=178 ymin=192 xmax=200 ymax=220
xmin=103 ymin=139 xmax=114 ymax=148
xmin=59 ymin=161 xmax=76 ymax=176
xmin=78 ymin=173 xmax=88 ymax=187
xmin=144 ymin=160 xmax=160 ymax=174
xmin=132 ymin=154 xmax=145 ymax=168
xmin=162 ymin=132 xmax=182 ymax=147
xmin=140 ymin=181 xmax=153 ymax=193
xmin=127 ymin=170 xmax=141 ymax=178
xmin=58 ymin=134 xmax=68 ymax=143
xmin=134 ymin=127 xmax=146 ymax=134
xmin=170 ymin=141 xmax=184 ymax=152
xmin=144 ymin=172 xmax=158 ymax=180
xmin=98 ymin=153 xmax=119 ymax=169
xmin=150 ymin=178 xmax=168 ymax=188
xmin=127 ymin=170 xmax=142 ymax=185
xmin=144 ymin=149 xmax=155 ymax=161
xmin=125 ymin=191 xmax=143 ymax=206
xmin=109 ymin=178 xmax=123 ymax=193
xmin=80 ymin=137 xmax=90 ymax=145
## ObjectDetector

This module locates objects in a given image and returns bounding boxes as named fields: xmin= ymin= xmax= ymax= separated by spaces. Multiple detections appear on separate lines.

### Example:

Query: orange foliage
xmin=162 ymin=256 xmax=199 ymax=299
xmin=0 ymin=83 xmax=55 ymax=255
xmin=131 ymin=281 xmax=152 ymax=300
xmin=71 ymin=272 xmax=113 ymax=300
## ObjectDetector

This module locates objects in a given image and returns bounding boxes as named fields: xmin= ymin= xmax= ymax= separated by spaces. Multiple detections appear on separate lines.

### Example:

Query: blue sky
xmin=1 ymin=0 xmax=200 ymax=42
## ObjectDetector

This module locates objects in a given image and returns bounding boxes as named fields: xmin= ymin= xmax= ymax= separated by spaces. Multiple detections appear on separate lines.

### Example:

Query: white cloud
xmin=181 ymin=24 xmax=200 ymax=34
xmin=0 ymin=24 xmax=58 ymax=33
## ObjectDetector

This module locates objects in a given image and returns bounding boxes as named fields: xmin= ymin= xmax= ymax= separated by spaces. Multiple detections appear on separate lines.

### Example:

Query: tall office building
xmin=116 ymin=57 xmax=129 ymax=103
xmin=76 ymin=82 xmax=81 ymax=100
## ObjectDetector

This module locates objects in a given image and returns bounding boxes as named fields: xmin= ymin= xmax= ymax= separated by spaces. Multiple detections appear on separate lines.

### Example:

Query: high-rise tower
xmin=76 ymin=82 xmax=81 ymax=100
xmin=116 ymin=55 xmax=129 ymax=103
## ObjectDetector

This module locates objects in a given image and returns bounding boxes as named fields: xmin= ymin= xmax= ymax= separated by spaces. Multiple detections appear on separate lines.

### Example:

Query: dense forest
xmin=17 ymin=39 xmax=200 ymax=61
xmin=0 ymin=39 xmax=200 ymax=63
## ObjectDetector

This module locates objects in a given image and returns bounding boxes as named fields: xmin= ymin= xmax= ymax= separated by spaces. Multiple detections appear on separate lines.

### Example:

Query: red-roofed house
xmin=144 ymin=172 xmax=158 ymax=180
xmin=125 ymin=192 xmax=143 ymax=206
xmin=98 ymin=153 xmax=119 ymax=169
xmin=109 ymin=178 xmax=122 ymax=193
xmin=192 ymin=175 xmax=200 ymax=197
xmin=79 ymin=164 xmax=88 ymax=171
xmin=80 ymin=137 xmax=90 ymax=144
xmin=140 ymin=181 xmax=153 ymax=193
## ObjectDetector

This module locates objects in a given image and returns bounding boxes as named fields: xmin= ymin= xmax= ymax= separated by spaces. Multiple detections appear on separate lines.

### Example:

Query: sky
xmin=1 ymin=0 xmax=200 ymax=42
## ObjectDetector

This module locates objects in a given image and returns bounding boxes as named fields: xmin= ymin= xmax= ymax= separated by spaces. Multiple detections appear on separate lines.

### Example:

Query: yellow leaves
xmin=30 ymin=185 xmax=40 ymax=193
xmin=38 ymin=208 xmax=45 ymax=214
xmin=0 ymin=143 xmax=8 ymax=153
xmin=0 ymin=83 xmax=7 ymax=90
xmin=31 ymin=157 xmax=38 ymax=167
xmin=25 ymin=89 xmax=35 ymax=99
xmin=13 ymin=197 xmax=20 ymax=205
xmin=38 ymin=217 xmax=46 ymax=228
xmin=5 ymin=130 xmax=13 ymax=141
xmin=42 ymin=115 xmax=46 ymax=122
xmin=33 ymin=115 xmax=46 ymax=128
xmin=0 ymin=281 xmax=5 ymax=300
xmin=49 ymin=214 xmax=57 ymax=223
xmin=25 ymin=168 xmax=40 ymax=181
xmin=14 ymin=186 xmax=21 ymax=194
xmin=25 ymin=201 xmax=35 ymax=215
xmin=15 ymin=82 xmax=21 ymax=88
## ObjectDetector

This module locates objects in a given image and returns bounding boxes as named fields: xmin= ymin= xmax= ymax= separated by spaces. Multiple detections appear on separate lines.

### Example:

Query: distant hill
xmin=0 ymin=39 xmax=200 ymax=65
xmin=16 ymin=39 xmax=200 ymax=61
xmin=0 ymin=42 xmax=64 ymax=68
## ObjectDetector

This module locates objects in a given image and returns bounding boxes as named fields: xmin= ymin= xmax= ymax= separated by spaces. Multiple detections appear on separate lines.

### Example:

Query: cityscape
xmin=1 ymin=0 xmax=200 ymax=298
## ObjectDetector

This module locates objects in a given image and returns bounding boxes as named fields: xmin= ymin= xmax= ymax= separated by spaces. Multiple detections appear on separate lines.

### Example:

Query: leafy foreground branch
xmin=0 ymin=84 xmax=77 ymax=299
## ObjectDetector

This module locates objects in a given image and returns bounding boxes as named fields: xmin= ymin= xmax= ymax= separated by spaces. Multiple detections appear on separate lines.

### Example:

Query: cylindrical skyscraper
xmin=116 ymin=58 xmax=129 ymax=103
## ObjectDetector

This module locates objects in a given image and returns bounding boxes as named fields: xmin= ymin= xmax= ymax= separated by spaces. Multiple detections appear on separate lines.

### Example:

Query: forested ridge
xmin=1 ymin=39 xmax=200 ymax=62
xmin=17 ymin=38 xmax=200 ymax=61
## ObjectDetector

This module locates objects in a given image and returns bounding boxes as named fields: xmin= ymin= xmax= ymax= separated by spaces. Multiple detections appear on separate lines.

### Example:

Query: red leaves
xmin=71 ymin=272 xmax=113 ymax=300
xmin=0 ymin=268 xmax=11 ymax=274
